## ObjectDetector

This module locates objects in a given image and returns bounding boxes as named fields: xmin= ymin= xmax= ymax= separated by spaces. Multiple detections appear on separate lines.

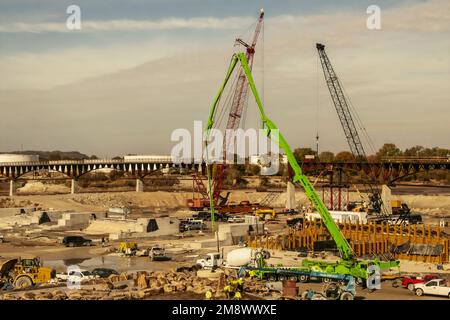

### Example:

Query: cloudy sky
xmin=0 ymin=0 xmax=448 ymax=157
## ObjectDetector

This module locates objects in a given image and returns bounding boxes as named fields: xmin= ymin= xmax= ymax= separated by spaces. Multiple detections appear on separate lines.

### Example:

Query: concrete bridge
xmin=0 ymin=157 xmax=201 ymax=196
xmin=1 ymin=156 xmax=448 ymax=196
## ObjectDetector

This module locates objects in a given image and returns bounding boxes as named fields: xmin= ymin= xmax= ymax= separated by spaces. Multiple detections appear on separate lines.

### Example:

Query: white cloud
xmin=0 ymin=0 xmax=448 ymax=154
xmin=0 ymin=16 xmax=255 ymax=33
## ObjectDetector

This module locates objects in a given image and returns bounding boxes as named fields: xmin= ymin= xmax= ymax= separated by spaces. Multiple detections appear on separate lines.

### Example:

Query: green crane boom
xmin=205 ymin=52 xmax=354 ymax=261
xmin=238 ymin=54 xmax=355 ymax=261
xmin=204 ymin=52 xmax=399 ymax=280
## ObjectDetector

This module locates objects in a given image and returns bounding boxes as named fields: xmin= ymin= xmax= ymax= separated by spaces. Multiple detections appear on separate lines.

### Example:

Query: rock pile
xmin=0 ymin=270 xmax=280 ymax=300
xmin=71 ymin=193 xmax=131 ymax=208
xmin=0 ymin=198 xmax=34 ymax=208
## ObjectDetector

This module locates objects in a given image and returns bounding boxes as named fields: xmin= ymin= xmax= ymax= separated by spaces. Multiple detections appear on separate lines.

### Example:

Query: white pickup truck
xmin=56 ymin=269 xmax=98 ymax=283
xmin=414 ymin=279 xmax=450 ymax=299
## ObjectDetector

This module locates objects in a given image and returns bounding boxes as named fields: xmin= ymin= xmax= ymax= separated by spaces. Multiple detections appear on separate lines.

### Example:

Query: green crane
xmin=204 ymin=52 xmax=399 ymax=280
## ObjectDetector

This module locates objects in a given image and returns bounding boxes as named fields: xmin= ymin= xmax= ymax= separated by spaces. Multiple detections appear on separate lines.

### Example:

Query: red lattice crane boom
xmin=187 ymin=9 xmax=264 ymax=210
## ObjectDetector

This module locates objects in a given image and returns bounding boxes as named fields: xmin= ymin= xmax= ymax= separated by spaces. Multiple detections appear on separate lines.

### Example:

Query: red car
xmin=397 ymin=274 xmax=440 ymax=290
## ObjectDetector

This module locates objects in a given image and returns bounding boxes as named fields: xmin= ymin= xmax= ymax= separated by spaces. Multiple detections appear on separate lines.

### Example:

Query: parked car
xmin=56 ymin=269 xmax=98 ymax=282
xmin=62 ymin=236 xmax=92 ymax=247
xmin=179 ymin=219 xmax=205 ymax=232
xmin=283 ymin=209 xmax=298 ymax=215
xmin=400 ymin=274 xmax=439 ymax=290
xmin=414 ymin=279 xmax=450 ymax=298
xmin=228 ymin=216 xmax=245 ymax=223
xmin=192 ymin=211 xmax=228 ymax=222
xmin=149 ymin=246 xmax=171 ymax=261
xmin=91 ymin=268 xmax=119 ymax=278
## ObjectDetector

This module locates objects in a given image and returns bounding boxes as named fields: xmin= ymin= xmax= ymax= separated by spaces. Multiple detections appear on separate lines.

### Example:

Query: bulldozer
xmin=0 ymin=257 xmax=55 ymax=289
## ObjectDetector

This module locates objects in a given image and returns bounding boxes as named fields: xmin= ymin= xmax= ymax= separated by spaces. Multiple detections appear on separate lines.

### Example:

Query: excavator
xmin=203 ymin=51 xmax=399 ymax=282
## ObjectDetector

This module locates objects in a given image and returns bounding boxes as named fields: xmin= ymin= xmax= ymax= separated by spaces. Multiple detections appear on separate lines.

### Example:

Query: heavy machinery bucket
xmin=0 ymin=258 xmax=18 ymax=277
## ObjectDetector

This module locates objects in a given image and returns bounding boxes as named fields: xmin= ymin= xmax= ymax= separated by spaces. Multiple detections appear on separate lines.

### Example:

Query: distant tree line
xmin=293 ymin=144 xmax=450 ymax=164
xmin=290 ymin=144 xmax=450 ymax=184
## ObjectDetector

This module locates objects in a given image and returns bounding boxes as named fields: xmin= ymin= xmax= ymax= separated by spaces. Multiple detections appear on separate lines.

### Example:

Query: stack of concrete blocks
xmin=0 ymin=208 xmax=21 ymax=217
xmin=30 ymin=212 xmax=48 ymax=225
xmin=107 ymin=207 xmax=131 ymax=220
xmin=0 ymin=208 xmax=30 ymax=230
xmin=57 ymin=212 xmax=91 ymax=228
xmin=103 ymin=217 xmax=180 ymax=240
xmin=18 ymin=207 xmax=37 ymax=214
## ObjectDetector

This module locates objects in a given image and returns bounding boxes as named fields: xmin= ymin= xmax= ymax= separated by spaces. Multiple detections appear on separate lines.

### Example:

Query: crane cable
xmin=316 ymin=53 xmax=320 ymax=155
xmin=340 ymin=84 xmax=377 ymax=156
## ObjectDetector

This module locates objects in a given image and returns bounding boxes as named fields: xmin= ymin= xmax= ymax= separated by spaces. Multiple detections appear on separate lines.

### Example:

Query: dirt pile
xmin=17 ymin=182 xmax=69 ymax=194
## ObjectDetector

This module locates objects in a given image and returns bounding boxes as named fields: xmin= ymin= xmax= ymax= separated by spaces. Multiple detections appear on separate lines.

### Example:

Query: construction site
xmin=1 ymin=5 xmax=449 ymax=305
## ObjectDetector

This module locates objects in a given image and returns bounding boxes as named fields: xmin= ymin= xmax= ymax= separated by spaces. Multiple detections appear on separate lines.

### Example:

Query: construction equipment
xmin=187 ymin=9 xmax=264 ymax=211
xmin=0 ymin=257 xmax=55 ymax=289
xmin=316 ymin=43 xmax=385 ymax=215
xmin=204 ymin=51 xmax=399 ymax=282
xmin=117 ymin=242 xmax=138 ymax=256
xmin=254 ymin=208 xmax=276 ymax=221
xmin=149 ymin=246 xmax=170 ymax=261
xmin=242 ymin=263 xmax=356 ymax=299
xmin=301 ymin=276 xmax=356 ymax=300
xmin=216 ymin=200 xmax=254 ymax=214
xmin=316 ymin=43 xmax=420 ymax=225
xmin=196 ymin=252 xmax=225 ymax=269
xmin=196 ymin=248 xmax=269 ymax=269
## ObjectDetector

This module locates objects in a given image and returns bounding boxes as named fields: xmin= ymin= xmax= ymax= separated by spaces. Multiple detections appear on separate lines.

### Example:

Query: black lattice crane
xmin=316 ymin=43 xmax=387 ymax=216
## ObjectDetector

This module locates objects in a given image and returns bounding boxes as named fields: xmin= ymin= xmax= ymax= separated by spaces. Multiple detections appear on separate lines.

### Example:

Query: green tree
xmin=376 ymin=143 xmax=402 ymax=158
xmin=49 ymin=153 xmax=61 ymax=160
xmin=404 ymin=145 xmax=424 ymax=157
xmin=335 ymin=151 xmax=355 ymax=162
xmin=293 ymin=147 xmax=317 ymax=163
xmin=319 ymin=151 xmax=335 ymax=162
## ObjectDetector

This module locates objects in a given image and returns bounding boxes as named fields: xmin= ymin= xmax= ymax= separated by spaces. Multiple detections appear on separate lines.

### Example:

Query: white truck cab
xmin=196 ymin=253 xmax=224 ymax=269
xmin=414 ymin=279 xmax=450 ymax=298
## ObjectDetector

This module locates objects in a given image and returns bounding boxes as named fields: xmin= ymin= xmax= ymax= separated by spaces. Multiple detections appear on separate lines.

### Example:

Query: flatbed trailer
xmin=239 ymin=266 xmax=357 ymax=298
xmin=241 ymin=266 xmax=355 ymax=283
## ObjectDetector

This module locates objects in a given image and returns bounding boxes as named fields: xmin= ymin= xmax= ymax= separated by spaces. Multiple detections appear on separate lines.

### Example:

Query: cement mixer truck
xmin=196 ymin=248 xmax=270 ymax=269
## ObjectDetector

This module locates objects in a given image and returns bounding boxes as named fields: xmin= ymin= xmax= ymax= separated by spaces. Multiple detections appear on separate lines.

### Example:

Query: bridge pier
xmin=136 ymin=179 xmax=144 ymax=192
xmin=9 ymin=180 xmax=15 ymax=196
xmin=286 ymin=181 xmax=296 ymax=210
xmin=71 ymin=179 xmax=78 ymax=194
